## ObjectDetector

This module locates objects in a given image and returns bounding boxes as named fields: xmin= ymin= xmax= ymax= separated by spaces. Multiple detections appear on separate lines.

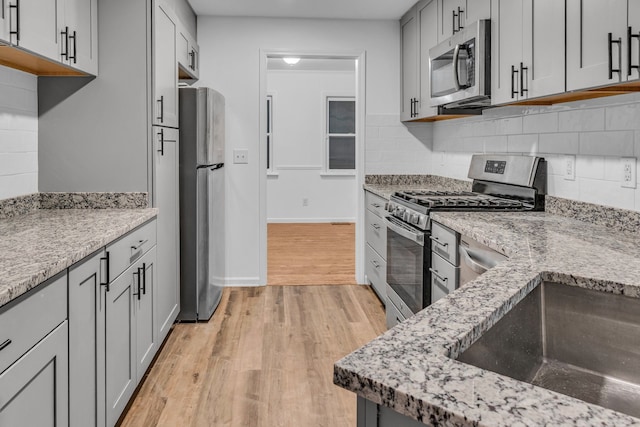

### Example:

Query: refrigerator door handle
xmin=209 ymin=163 xmax=224 ymax=171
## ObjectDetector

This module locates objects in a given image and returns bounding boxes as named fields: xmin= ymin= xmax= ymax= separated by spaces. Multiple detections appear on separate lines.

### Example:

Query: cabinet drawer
xmin=385 ymin=297 xmax=405 ymax=329
xmin=365 ymin=244 xmax=386 ymax=302
xmin=365 ymin=191 xmax=387 ymax=218
xmin=430 ymin=252 xmax=459 ymax=304
xmin=0 ymin=273 xmax=67 ymax=375
xmin=106 ymin=219 xmax=157 ymax=281
xmin=365 ymin=209 xmax=387 ymax=258
xmin=430 ymin=221 xmax=459 ymax=266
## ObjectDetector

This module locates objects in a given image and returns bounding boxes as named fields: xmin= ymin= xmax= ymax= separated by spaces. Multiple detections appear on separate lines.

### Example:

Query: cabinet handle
xmin=133 ymin=270 xmax=141 ymax=300
xmin=371 ymin=223 xmax=381 ymax=230
xmin=370 ymin=260 xmax=380 ymax=269
xmin=413 ymin=98 xmax=418 ymax=117
xmin=69 ymin=30 xmax=77 ymax=63
xmin=141 ymin=263 xmax=147 ymax=295
xmin=157 ymin=128 xmax=164 ymax=155
xmin=371 ymin=203 xmax=381 ymax=208
xmin=131 ymin=239 xmax=148 ymax=252
xmin=608 ymin=32 xmax=622 ymax=80
xmin=429 ymin=235 xmax=449 ymax=248
xmin=628 ymin=27 xmax=640 ymax=76
xmin=157 ymin=95 xmax=164 ymax=123
xmin=100 ymin=251 xmax=110 ymax=292
xmin=452 ymin=9 xmax=457 ymax=34
xmin=409 ymin=98 xmax=413 ymax=118
xmin=519 ymin=62 xmax=528 ymax=97
xmin=457 ymin=7 xmax=464 ymax=32
xmin=9 ymin=0 xmax=20 ymax=44
xmin=0 ymin=339 xmax=12 ymax=352
xmin=428 ymin=267 xmax=448 ymax=283
xmin=61 ymin=26 xmax=69 ymax=60
xmin=510 ymin=65 xmax=519 ymax=99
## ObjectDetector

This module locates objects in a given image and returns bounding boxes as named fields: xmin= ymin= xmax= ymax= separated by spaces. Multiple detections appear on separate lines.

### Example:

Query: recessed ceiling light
xmin=283 ymin=57 xmax=301 ymax=65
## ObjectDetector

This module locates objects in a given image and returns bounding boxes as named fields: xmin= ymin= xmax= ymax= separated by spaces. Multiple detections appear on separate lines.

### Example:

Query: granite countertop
xmin=0 ymin=208 xmax=157 ymax=308
xmin=334 ymin=211 xmax=640 ymax=426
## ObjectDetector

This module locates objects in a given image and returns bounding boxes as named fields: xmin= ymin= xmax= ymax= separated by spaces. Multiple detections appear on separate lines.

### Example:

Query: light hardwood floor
xmin=119 ymin=285 xmax=386 ymax=427
xmin=267 ymin=223 xmax=357 ymax=285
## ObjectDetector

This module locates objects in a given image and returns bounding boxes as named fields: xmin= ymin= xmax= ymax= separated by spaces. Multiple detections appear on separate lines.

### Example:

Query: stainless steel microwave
xmin=429 ymin=20 xmax=491 ymax=109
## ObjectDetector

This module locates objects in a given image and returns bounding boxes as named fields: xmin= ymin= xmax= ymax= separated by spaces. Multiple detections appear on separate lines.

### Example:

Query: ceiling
xmin=187 ymin=0 xmax=416 ymax=20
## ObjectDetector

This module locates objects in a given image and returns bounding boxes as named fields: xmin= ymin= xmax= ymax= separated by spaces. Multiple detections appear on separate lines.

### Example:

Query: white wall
xmin=427 ymin=93 xmax=640 ymax=212
xmin=267 ymin=69 xmax=356 ymax=222
xmin=197 ymin=16 xmax=422 ymax=284
xmin=0 ymin=65 xmax=38 ymax=200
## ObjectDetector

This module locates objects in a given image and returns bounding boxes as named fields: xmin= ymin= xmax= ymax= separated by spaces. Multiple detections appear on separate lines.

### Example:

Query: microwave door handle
xmin=452 ymin=43 xmax=462 ymax=91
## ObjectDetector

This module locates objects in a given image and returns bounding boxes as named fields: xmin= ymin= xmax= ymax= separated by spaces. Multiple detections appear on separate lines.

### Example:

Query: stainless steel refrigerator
xmin=177 ymin=87 xmax=226 ymax=321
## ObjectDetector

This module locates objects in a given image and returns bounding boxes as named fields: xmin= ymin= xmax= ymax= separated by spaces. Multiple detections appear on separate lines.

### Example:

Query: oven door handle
xmin=384 ymin=216 xmax=425 ymax=246
xmin=459 ymin=244 xmax=501 ymax=274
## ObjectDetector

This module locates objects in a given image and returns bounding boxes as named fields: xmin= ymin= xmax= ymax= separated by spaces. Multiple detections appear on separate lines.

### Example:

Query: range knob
xmin=411 ymin=214 xmax=419 ymax=224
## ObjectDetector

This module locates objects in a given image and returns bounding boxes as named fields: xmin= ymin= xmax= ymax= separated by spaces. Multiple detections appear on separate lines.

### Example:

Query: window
xmin=326 ymin=97 xmax=356 ymax=171
xmin=266 ymin=95 xmax=273 ymax=170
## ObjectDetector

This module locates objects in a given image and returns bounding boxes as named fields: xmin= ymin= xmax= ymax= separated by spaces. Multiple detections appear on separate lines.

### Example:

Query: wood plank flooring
xmin=267 ymin=223 xmax=357 ymax=285
xmin=119 ymin=285 xmax=386 ymax=427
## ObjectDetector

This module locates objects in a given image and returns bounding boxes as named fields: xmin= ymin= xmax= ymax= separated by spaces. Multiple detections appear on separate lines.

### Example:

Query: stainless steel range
xmin=384 ymin=154 xmax=546 ymax=326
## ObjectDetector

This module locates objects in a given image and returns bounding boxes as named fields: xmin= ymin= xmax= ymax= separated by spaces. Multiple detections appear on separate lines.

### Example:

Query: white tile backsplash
xmin=0 ymin=65 xmax=38 ymax=200
xmin=422 ymin=94 xmax=640 ymax=212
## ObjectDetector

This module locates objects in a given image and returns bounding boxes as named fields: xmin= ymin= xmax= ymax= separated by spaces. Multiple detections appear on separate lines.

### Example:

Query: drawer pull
xmin=370 ymin=260 xmax=380 ymax=269
xmin=100 ymin=251 xmax=111 ymax=292
xmin=133 ymin=269 xmax=141 ymax=300
xmin=371 ymin=223 xmax=381 ymax=230
xmin=429 ymin=267 xmax=448 ymax=283
xmin=371 ymin=203 xmax=381 ymax=208
xmin=131 ymin=239 xmax=148 ymax=251
xmin=0 ymin=339 xmax=12 ymax=352
xmin=429 ymin=236 xmax=448 ymax=247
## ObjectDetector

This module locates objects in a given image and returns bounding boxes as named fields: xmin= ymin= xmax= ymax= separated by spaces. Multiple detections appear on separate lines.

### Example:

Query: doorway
xmin=260 ymin=54 xmax=364 ymax=285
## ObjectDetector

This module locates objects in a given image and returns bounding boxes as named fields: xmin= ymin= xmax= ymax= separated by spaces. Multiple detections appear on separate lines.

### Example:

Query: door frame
xmin=258 ymin=49 xmax=367 ymax=285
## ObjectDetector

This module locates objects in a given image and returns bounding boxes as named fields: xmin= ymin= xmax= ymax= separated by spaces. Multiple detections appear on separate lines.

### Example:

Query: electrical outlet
xmin=233 ymin=149 xmax=249 ymax=164
xmin=302 ymin=198 xmax=309 ymax=207
xmin=621 ymin=157 xmax=637 ymax=188
xmin=564 ymin=155 xmax=576 ymax=181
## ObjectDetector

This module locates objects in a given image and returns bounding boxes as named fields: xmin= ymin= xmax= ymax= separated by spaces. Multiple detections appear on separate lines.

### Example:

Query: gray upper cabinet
xmin=153 ymin=0 xmax=179 ymax=128
xmin=566 ymin=0 xmax=628 ymax=90
xmin=7 ymin=0 xmax=61 ymax=60
xmin=417 ymin=0 xmax=438 ymax=119
xmin=400 ymin=7 xmax=419 ymax=122
xmin=491 ymin=0 xmax=565 ymax=104
xmin=154 ymin=127 xmax=180 ymax=343
xmin=629 ymin=1 xmax=640 ymax=81
xmin=61 ymin=0 xmax=99 ymax=75
xmin=177 ymin=24 xmax=199 ymax=81
xmin=437 ymin=0 xmax=490 ymax=43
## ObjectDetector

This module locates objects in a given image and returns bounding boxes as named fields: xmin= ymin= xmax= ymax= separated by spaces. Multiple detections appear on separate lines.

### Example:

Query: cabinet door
xmin=68 ymin=250 xmax=104 ymax=427
xmin=12 ymin=0 xmax=61 ymax=60
xmin=0 ymin=2 xmax=8 ymax=44
xmin=464 ymin=0 xmax=490 ymax=28
xmin=63 ymin=0 xmax=98 ymax=75
xmin=438 ymin=0 xmax=465 ymax=42
xmin=154 ymin=127 xmax=180 ymax=342
xmin=0 ymin=321 xmax=69 ymax=427
xmin=105 ymin=264 xmax=137 ymax=427
xmin=491 ymin=0 xmax=524 ymax=105
xmin=135 ymin=247 xmax=157 ymax=381
xmin=418 ymin=0 xmax=438 ymax=119
xmin=522 ymin=0 xmax=565 ymax=99
xmin=177 ymin=30 xmax=190 ymax=69
xmin=153 ymin=1 xmax=178 ymax=127
xmin=566 ymin=0 xmax=628 ymax=90
xmin=628 ymin=0 xmax=640 ymax=81
xmin=401 ymin=8 xmax=418 ymax=122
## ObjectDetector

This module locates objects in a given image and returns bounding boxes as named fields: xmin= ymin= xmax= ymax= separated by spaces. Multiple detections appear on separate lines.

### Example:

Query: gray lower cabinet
xmin=69 ymin=249 xmax=105 ymax=427
xmin=105 ymin=245 xmax=157 ymax=427
xmin=154 ymin=127 xmax=180 ymax=343
xmin=358 ymin=397 xmax=426 ymax=427
xmin=0 ymin=274 xmax=69 ymax=427
xmin=364 ymin=190 xmax=388 ymax=303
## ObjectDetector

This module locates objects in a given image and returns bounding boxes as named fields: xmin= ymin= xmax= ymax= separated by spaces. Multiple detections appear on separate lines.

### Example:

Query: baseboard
xmin=223 ymin=277 xmax=263 ymax=286
xmin=267 ymin=217 xmax=356 ymax=223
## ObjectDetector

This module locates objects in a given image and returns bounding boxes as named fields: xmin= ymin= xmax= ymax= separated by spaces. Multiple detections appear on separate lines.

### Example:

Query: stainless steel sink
xmin=457 ymin=281 xmax=640 ymax=418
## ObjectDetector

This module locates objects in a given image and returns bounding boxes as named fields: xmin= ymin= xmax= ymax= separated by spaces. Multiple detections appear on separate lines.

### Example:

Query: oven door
xmin=384 ymin=216 xmax=430 ymax=315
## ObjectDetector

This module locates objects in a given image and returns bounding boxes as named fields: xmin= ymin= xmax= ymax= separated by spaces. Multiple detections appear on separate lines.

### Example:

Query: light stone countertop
xmin=334 ymin=211 xmax=640 ymax=426
xmin=0 ymin=208 xmax=157 ymax=308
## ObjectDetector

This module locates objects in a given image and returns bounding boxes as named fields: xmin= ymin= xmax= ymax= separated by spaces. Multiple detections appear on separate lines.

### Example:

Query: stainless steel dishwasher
xmin=458 ymin=234 xmax=507 ymax=287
